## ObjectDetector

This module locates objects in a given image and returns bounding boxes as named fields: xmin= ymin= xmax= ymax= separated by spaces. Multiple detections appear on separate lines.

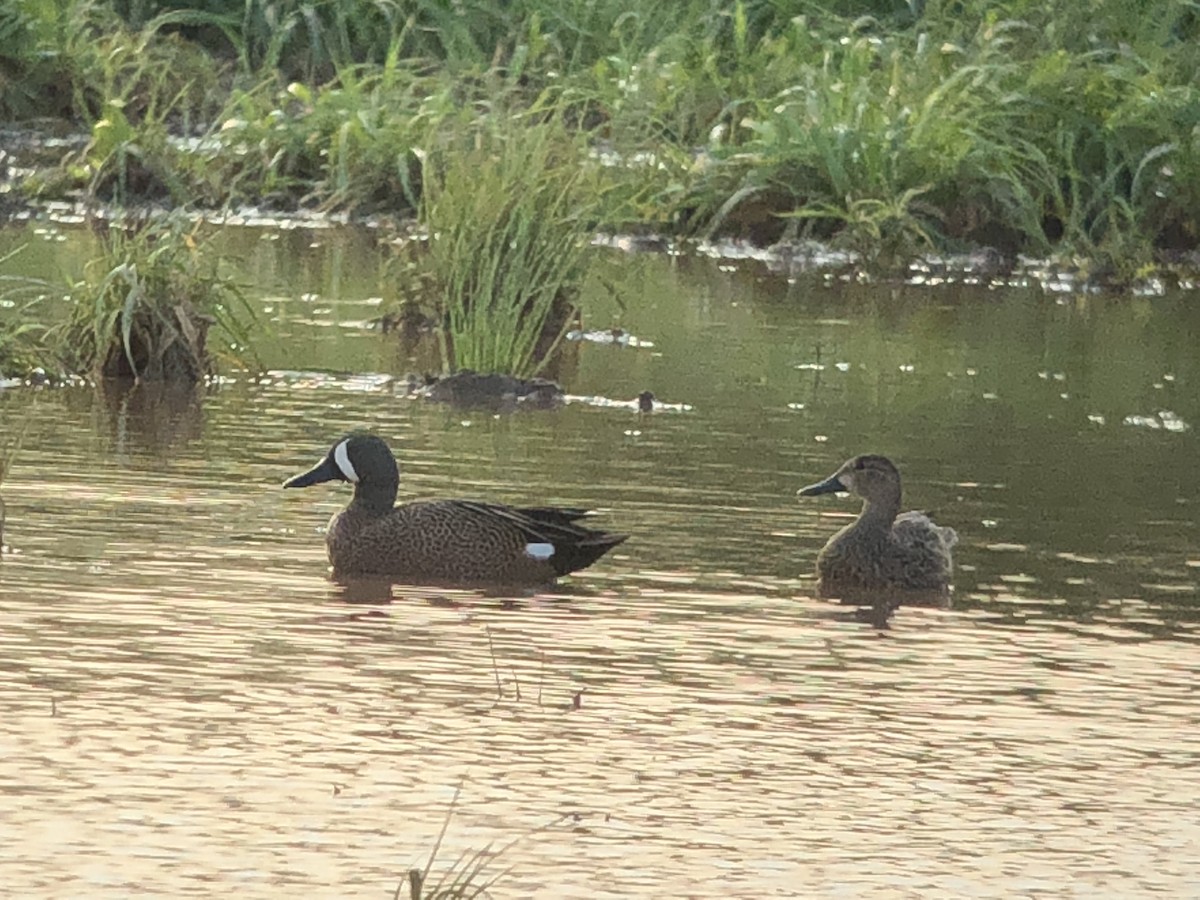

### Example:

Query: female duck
xmin=284 ymin=433 xmax=627 ymax=585
xmin=798 ymin=454 xmax=957 ymax=603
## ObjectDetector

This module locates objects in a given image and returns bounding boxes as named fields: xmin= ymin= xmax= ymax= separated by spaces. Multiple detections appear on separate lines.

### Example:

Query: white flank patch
xmin=524 ymin=542 xmax=556 ymax=561
xmin=333 ymin=439 xmax=360 ymax=482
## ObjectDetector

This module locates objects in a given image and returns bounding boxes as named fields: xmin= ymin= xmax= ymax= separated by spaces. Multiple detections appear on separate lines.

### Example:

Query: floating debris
xmin=564 ymin=328 xmax=654 ymax=349
xmin=567 ymin=393 xmax=692 ymax=412
xmin=263 ymin=370 xmax=394 ymax=393
xmin=341 ymin=374 xmax=396 ymax=393
xmin=592 ymin=233 xmax=672 ymax=254
xmin=1122 ymin=410 xmax=1190 ymax=432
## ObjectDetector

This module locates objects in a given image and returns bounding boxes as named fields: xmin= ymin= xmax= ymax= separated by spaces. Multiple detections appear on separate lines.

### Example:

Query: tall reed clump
xmin=415 ymin=118 xmax=609 ymax=377
xmin=55 ymin=215 xmax=259 ymax=382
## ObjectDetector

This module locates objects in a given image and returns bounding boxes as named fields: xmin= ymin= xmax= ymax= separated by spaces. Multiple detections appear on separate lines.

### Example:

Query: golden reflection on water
xmin=4 ymin=571 xmax=1200 ymax=898
xmin=1 ymin=383 xmax=1198 ymax=898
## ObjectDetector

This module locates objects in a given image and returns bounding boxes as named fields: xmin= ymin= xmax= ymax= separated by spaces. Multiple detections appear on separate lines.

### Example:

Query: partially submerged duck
xmin=410 ymin=370 xmax=564 ymax=411
xmin=798 ymin=454 xmax=957 ymax=605
xmin=284 ymin=433 xmax=627 ymax=585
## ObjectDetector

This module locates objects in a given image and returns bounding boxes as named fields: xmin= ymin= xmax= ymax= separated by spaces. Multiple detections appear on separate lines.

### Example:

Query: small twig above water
xmin=484 ymin=625 xmax=503 ymax=700
xmin=536 ymin=650 xmax=546 ymax=707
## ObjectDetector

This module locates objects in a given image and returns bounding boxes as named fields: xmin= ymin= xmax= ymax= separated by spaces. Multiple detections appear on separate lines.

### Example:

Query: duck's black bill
xmin=283 ymin=455 xmax=341 ymax=489
xmin=798 ymin=475 xmax=846 ymax=497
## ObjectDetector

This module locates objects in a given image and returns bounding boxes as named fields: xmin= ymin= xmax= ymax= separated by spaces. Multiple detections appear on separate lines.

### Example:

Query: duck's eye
xmin=854 ymin=458 xmax=866 ymax=470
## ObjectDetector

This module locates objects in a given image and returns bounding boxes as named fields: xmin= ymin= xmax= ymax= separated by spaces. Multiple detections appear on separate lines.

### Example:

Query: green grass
xmin=208 ymin=60 xmax=451 ymax=213
xmin=54 ymin=214 xmax=260 ymax=382
xmin=4 ymin=0 xmax=1200 ymax=272
xmin=406 ymin=115 xmax=614 ymax=376
xmin=0 ymin=314 xmax=50 ymax=379
xmin=0 ymin=247 xmax=55 ymax=378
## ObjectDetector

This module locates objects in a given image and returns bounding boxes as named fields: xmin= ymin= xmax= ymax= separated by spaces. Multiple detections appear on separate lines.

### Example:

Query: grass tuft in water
xmin=54 ymin=215 xmax=260 ymax=382
xmin=394 ymin=784 xmax=509 ymax=900
xmin=392 ymin=781 xmax=571 ymax=900
xmin=411 ymin=117 xmax=609 ymax=377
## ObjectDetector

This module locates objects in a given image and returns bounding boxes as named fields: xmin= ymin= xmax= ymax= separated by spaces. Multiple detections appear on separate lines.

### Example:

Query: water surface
xmin=1 ymin=220 xmax=1198 ymax=897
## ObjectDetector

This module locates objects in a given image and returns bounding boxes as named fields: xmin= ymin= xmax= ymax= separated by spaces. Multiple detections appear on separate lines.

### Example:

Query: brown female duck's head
xmin=798 ymin=454 xmax=902 ymax=505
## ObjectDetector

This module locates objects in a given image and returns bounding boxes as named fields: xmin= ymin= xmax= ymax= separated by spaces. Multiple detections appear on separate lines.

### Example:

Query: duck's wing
xmin=510 ymin=506 xmax=592 ymax=527
xmin=885 ymin=511 xmax=956 ymax=592
xmin=894 ymin=511 xmax=957 ymax=550
xmin=452 ymin=501 xmax=629 ymax=576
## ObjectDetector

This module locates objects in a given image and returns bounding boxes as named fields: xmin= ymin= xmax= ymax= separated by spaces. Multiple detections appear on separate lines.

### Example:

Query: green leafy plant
xmin=55 ymin=214 xmax=260 ymax=382
xmin=0 ymin=314 xmax=49 ymax=378
xmin=5 ymin=0 xmax=1200 ymax=274
xmin=413 ymin=115 xmax=613 ymax=376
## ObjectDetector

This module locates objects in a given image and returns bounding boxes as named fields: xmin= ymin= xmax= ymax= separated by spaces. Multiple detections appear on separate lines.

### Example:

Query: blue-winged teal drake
xmin=284 ymin=433 xmax=628 ymax=585
xmin=798 ymin=454 xmax=957 ymax=603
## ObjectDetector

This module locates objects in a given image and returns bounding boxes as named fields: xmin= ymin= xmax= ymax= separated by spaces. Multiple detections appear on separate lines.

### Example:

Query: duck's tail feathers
xmin=456 ymin=501 xmax=629 ymax=575
xmin=547 ymin=531 xmax=629 ymax=576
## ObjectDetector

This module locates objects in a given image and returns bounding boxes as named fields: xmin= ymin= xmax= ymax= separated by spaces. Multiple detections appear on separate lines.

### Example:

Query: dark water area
xmin=1 ymin=219 xmax=1198 ymax=897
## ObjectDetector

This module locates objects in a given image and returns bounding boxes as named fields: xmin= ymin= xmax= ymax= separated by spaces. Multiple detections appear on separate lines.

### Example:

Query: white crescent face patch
xmin=333 ymin=439 xmax=360 ymax=483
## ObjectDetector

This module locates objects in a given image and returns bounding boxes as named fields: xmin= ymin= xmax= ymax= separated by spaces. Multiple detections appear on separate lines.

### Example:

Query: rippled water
xmin=1 ymin=221 xmax=1199 ymax=897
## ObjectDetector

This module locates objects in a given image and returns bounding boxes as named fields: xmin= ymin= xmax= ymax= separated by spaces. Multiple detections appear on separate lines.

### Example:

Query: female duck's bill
xmin=797 ymin=470 xmax=851 ymax=497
